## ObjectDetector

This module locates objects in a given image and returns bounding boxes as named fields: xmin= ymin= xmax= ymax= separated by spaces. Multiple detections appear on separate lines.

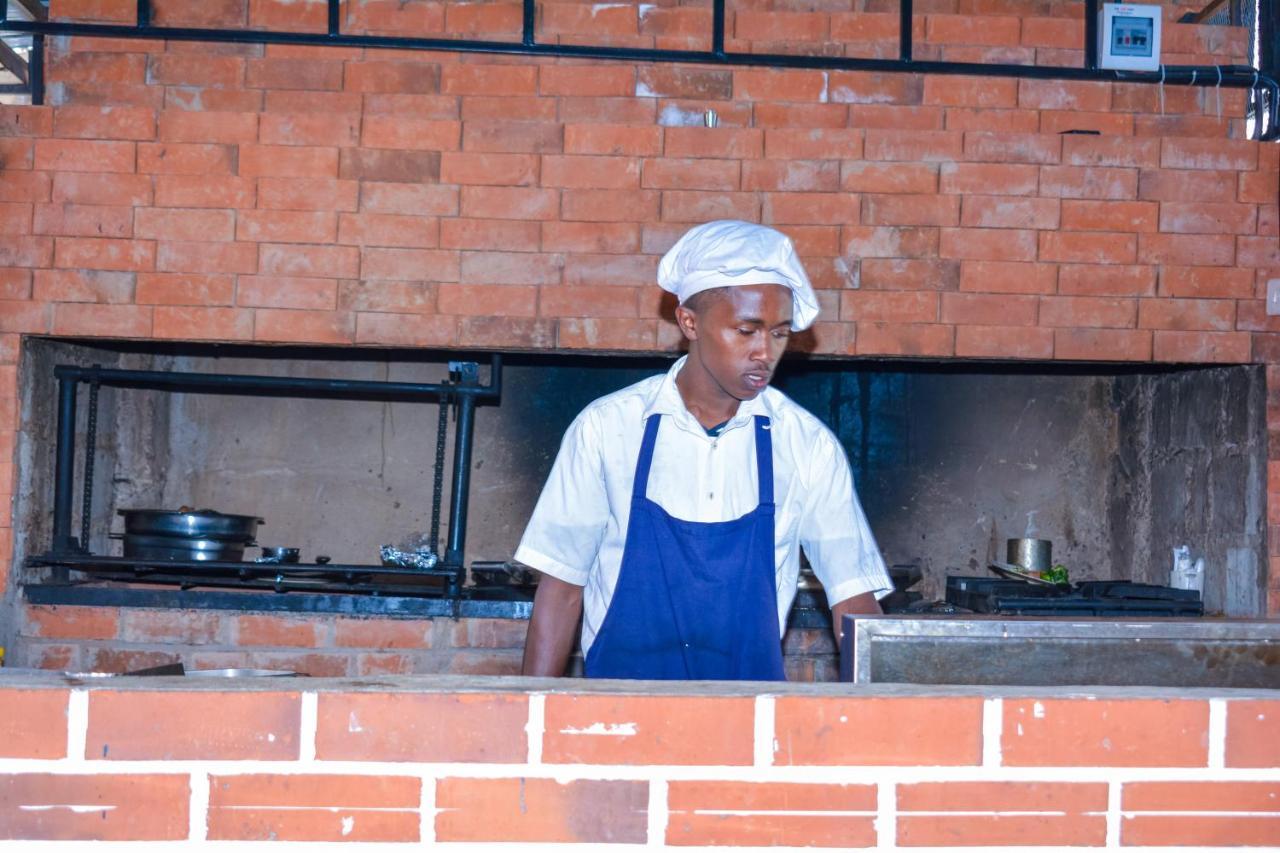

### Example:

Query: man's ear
xmin=674 ymin=303 xmax=698 ymax=342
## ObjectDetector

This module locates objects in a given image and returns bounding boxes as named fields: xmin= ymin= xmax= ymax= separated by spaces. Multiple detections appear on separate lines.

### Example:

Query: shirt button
xmin=708 ymin=492 xmax=714 ymax=500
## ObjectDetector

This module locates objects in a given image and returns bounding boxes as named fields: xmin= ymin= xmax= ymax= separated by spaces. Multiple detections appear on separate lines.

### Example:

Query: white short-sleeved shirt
xmin=514 ymin=356 xmax=892 ymax=655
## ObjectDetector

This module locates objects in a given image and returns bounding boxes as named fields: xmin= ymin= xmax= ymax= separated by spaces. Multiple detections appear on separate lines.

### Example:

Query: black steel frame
xmin=1 ymin=0 xmax=1276 ymax=103
xmin=32 ymin=355 xmax=502 ymax=597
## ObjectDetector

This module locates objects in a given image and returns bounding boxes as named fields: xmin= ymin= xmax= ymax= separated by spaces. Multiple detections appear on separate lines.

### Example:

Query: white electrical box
xmin=1098 ymin=3 xmax=1162 ymax=72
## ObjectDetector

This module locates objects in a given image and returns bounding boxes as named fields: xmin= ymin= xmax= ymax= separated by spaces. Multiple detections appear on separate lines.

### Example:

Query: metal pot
xmin=118 ymin=508 xmax=263 ymax=541
xmin=122 ymin=533 xmax=249 ymax=562
xmin=1006 ymin=538 xmax=1052 ymax=574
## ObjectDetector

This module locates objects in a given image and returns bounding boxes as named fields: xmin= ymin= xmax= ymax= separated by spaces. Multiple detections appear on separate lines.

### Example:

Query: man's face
xmin=677 ymin=284 xmax=793 ymax=401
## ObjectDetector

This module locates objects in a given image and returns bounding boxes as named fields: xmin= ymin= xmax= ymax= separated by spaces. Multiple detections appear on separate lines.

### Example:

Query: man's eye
xmin=738 ymin=327 xmax=754 ymax=335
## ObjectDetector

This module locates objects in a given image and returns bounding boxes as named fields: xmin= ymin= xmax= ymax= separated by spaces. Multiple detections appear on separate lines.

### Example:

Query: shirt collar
xmin=642 ymin=355 xmax=771 ymax=435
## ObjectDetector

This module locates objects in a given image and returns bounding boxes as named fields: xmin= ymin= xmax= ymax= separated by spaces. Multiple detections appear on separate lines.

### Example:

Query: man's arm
xmin=521 ymin=574 xmax=584 ymax=677
xmin=831 ymin=590 xmax=881 ymax=648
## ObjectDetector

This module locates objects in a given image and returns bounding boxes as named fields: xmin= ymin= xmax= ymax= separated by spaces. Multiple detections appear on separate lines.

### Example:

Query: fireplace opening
xmin=8 ymin=336 xmax=1270 ymax=629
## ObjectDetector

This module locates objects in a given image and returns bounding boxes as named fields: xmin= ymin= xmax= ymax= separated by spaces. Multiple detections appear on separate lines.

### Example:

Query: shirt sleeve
xmin=513 ymin=408 xmax=609 ymax=587
xmin=798 ymin=428 xmax=894 ymax=606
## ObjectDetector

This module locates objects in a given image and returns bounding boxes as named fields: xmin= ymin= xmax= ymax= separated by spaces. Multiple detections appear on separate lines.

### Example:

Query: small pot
xmin=122 ymin=533 xmax=249 ymax=562
xmin=118 ymin=508 xmax=263 ymax=542
xmin=1006 ymin=538 xmax=1052 ymax=574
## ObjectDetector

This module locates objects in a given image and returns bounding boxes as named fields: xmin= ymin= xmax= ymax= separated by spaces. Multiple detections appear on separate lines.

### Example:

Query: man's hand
xmin=831 ymin=591 xmax=882 ymax=648
xmin=521 ymin=573 xmax=584 ymax=677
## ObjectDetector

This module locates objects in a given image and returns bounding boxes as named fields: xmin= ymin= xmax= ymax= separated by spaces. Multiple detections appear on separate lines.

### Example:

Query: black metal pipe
xmin=1 ymin=17 xmax=1263 ymax=86
xmin=444 ymin=392 xmax=476 ymax=583
xmin=52 ymin=377 xmax=78 ymax=556
xmin=1084 ymin=0 xmax=1099 ymax=71
xmin=712 ymin=0 xmax=725 ymax=57
xmin=137 ymin=0 xmax=151 ymax=28
xmin=522 ymin=0 xmax=535 ymax=47
xmin=327 ymin=0 xmax=339 ymax=36
xmin=80 ymin=381 xmax=99 ymax=553
xmin=53 ymin=361 xmax=502 ymax=400
xmin=900 ymin=0 xmax=912 ymax=62
xmin=29 ymin=33 xmax=43 ymax=105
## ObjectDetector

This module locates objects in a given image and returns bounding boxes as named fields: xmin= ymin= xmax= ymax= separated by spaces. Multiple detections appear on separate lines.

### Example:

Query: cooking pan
xmin=118 ymin=508 xmax=263 ymax=541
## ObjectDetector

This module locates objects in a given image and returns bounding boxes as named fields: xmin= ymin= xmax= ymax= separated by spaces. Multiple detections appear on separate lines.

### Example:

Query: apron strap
xmin=754 ymin=415 xmax=774 ymax=505
xmin=632 ymin=414 xmax=662 ymax=501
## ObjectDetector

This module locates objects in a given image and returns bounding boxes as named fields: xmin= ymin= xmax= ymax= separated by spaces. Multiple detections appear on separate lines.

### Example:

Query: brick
xmin=33 ymin=269 xmax=134 ymax=304
xmin=1060 ymin=200 xmax=1157 ymax=233
xmin=237 ymin=275 xmax=337 ymax=310
xmin=265 ymin=90 xmax=361 ymax=115
xmin=0 ymin=172 xmax=51 ymax=205
xmin=858 ymin=193 xmax=954 ymax=227
xmin=438 ymin=283 xmax=537 ymax=316
xmin=938 ymin=228 xmax=1035 ymax=263
xmin=0 ymin=104 xmax=53 ymax=137
xmin=847 ymin=104 xmax=943 ymax=131
xmin=157 ymin=241 xmax=259 ymax=275
xmin=235 ymin=612 xmax=323 ymax=647
xmin=543 ymin=694 xmax=753 ymax=765
xmin=248 ymin=0 xmax=328 ymax=31
xmin=1139 ymin=298 xmax=1235 ymax=332
xmin=1226 ymin=700 xmax=1280 ymax=767
xmin=667 ymin=781 xmax=876 ymax=848
xmin=635 ymin=66 xmax=730 ymax=100
xmin=639 ymin=158 xmax=738 ymax=192
xmin=1239 ymin=170 xmax=1277 ymax=204
xmin=259 ymin=113 xmax=359 ymax=147
xmin=1055 ymin=327 xmax=1152 ymax=361
xmin=828 ymin=71 xmax=923 ymax=105
xmin=208 ymin=773 xmax=420 ymax=842
xmin=962 ymin=195 xmax=1059 ymax=229
xmin=339 ymin=280 xmax=434 ymax=313
xmin=461 ymin=119 xmax=562 ymax=154
xmin=441 ymin=64 xmax=537 ymax=96
xmin=260 ymin=243 xmax=358 ymax=277
xmin=732 ymin=69 xmax=827 ymax=102
xmin=0 ymin=236 xmax=52 ymax=269
xmin=239 ymin=144 xmax=337 ymax=178
xmin=0 ymin=690 xmax=68 ymax=759
xmin=359 ymin=116 xmax=460 ymax=151
xmin=763 ymin=129 xmax=861 ymax=162
xmin=337 ymin=212 xmax=437 ymax=248
xmin=940 ymin=292 xmax=1037 ymax=326
xmin=960 ymin=132 xmax=1059 ymax=166
xmin=663 ymin=126 xmax=763 ymax=160
xmin=540 ymin=155 xmax=641 ymax=190
xmin=155 ymin=174 xmax=255 ymax=208
xmin=938 ymin=162 xmax=1037 ymax=196
xmin=258 ymin=177 xmax=358 ymax=211
xmin=0 ymin=270 xmax=31 ymax=301
xmin=1017 ymin=79 xmax=1111 ymax=111
xmin=956 ymin=324 xmax=1054 ymax=359
xmin=564 ymin=123 xmax=663 ymax=156
xmin=0 ymin=773 xmax=189 ymax=840
xmin=462 ymin=315 xmax=556 ymax=348
xmin=859 ymin=258 xmax=959 ymax=291
xmin=165 ymin=86 xmax=263 ymax=112
xmin=774 ymin=697 xmax=980 ymax=765
xmin=943 ymin=107 xmax=1038 ymax=133
xmin=1063 ymin=135 xmax=1160 ymax=169
xmin=1003 ymin=698 xmax=1207 ymax=766
xmin=135 ymin=208 xmax=234 ymax=242
xmin=864 ymin=129 xmax=961 ymax=162
xmin=663 ymin=189 xmax=759 ymax=223
xmin=1039 ymin=295 xmax=1135 ymax=328
xmin=53 ymin=105 xmax=155 ymax=141
xmin=1138 ymin=168 xmax=1237 ymax=202
xmin=1039 ymin=165 xmax=1136 ymax=199
xmin=1139 ymin=233 xmax=1235 ymax=266
xmin=254 ymin=308 xmax=354 ymax=343
xmin=1039 ymin=231 xmax=1135 ymax=264
xmin=154 ymin=305 xmax=254 ymax=340
xmin=1021 ymin=16 xmax=1083 ymax=48
xmin=540 ymin=64 xmax=634 ymax=97
xmin=51 ymin=172 xmax=150 ymax=206
xmin=1158 ymin=266 xmax=1253 ymax=300
xmin=137 ymin=272 xmax=235 ymax=306
xmin=840 ymin=161 xmax=935 ymax=195
xmin=236 ymin=210 xmax=335 ymax=244
xmin=762 ymin=193 xmax=859 ymax=226
xmin=316 ymin=692 xmax=526 ymax=761
xmin=436 ymin=777 xmax=646 ymax=843
xmin=1162 ymin=138 xmax=1258 ymax=171
xmin=541 ymin=221 xmax=639 ymax=254
xmin=1040 ymin=110 xmax=1133 ymax=136
xmin=1159 ymin=201 xmax=1257 ymax=235
xmin=460 ymin=186 xmax=559 ymax=220
xmin=444 ymin=0 xmax=521 ymax=34
xmin=922 ymin=75 xmax=1017 ymax=108
xmin=147 ymin=54 xmax=243 ymax=88
xmin=558 ymin=317 xmax=658 ymax=350
xmin=86 ymin=690 xmax=298 ymax=760
xmin=1153 ymin=330 xmax=1251 ymax=363
xmin=441 ymin=217 xmax=541 ymax=251
xmin=561 ymin=188 xmax=658 ymax=222
xmin=843 ymin=291 xmax=939 ymax=324
xmin=898 ymin=782 xmax=1108 ymax=847
xmin=347 ymin=0 xmax=445 ymax=34
xmin=137 ymin=142 xmax=235 ymax=175
xmin=358 ymin=247 xmax=457 ymax=281
xmin=959 ymin=259 xmax=1057 ymax=294
xmin=332 ymin=617 xmax=433 ymax=649
xmin=34 ymin=139 xmax=134 ymax=173
xmin=1120 ymin=782 xmax=1280 ymax=846
xmin=247 ymin=57 xmax=344 ymax=91
xmin=345 ymin=60 xmax=440 ymax=93
xmin=854 ymin=321 xmax=954 ymax=357
xmin=439 ymin=152 xmax=538 ymax=187
xmin=460 ymin=250 xmax=563 ymax=286
xmin=31 ymin=202 xmax=131 ymax=238
xmin=355 ymin=311 xmax=457 ymax=346
xmin=53 ymin=236 xmax=154 ymax=272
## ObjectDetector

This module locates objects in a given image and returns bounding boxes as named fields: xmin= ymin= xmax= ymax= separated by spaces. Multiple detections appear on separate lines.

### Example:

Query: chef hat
xmin=657 ymin=220 xmax=820 ymax=332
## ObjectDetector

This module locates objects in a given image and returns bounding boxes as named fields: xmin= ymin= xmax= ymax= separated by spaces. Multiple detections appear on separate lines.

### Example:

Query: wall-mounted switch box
xmin=1098 ymin=4 xmax=1162 ymax=72
xmin=1267 ymin=279 xmax=1280 ymax=316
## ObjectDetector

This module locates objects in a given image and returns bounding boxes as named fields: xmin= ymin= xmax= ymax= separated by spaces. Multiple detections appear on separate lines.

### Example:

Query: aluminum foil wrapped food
xmin=380 ymin=544 xmax=439 ymax=570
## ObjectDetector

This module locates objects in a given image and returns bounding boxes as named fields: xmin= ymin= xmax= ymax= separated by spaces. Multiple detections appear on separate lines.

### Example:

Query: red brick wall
xmin=0 ymin=0 xmax=1277 ymax=618
xmin=0 ymin=681 xmax=1277 ymax=845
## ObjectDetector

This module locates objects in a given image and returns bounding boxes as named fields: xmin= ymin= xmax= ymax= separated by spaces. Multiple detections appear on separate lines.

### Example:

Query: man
xmin=518 ymin=220 xmax=891 ymax=680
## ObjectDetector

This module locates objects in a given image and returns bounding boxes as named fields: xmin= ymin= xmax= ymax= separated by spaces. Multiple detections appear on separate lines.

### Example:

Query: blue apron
xmin=584 ymin=414 xmax=786 ymax=681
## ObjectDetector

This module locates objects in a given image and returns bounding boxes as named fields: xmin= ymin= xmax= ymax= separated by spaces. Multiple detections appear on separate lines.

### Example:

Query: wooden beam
xmin=0 ymin=39 xmax=27 ymax=84
xmin=7 ymin=0 xmax=48 ymax=22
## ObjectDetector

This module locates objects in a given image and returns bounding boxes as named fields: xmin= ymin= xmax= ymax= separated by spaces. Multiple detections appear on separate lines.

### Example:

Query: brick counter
xmin=0 ymin=675 xmax=1276 ymax=847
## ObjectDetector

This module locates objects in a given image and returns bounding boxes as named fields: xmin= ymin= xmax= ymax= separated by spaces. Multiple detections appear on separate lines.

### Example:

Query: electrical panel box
xmin=1098 ymin=3 xmax=1162 ymax=72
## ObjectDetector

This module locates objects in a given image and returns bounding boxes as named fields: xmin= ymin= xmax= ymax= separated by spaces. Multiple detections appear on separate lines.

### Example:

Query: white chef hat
xmin=657 ymin=220 xmax=819 ymax=332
